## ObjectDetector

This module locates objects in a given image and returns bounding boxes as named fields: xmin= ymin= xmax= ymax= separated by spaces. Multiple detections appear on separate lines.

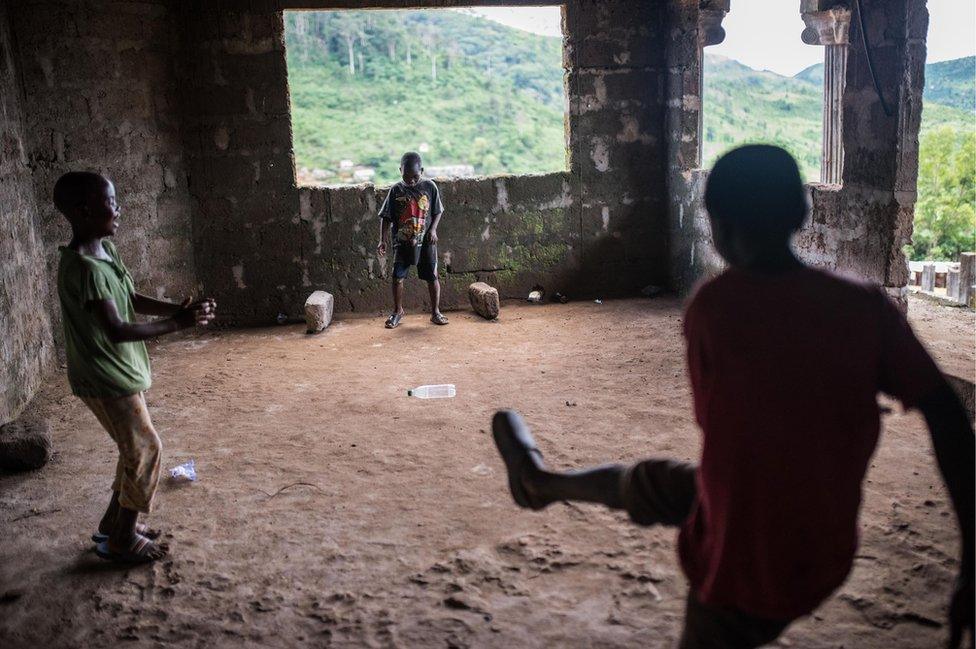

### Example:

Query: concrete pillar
xmin=801 ymin=7 xmax=851 ymax=185
xmin=947 ymin=268 xmax=960 ymax=301
xmin=921 ymin=263 xmax=935 ymax=292
xmin=959 ymin=252 xmax=976 ymax=306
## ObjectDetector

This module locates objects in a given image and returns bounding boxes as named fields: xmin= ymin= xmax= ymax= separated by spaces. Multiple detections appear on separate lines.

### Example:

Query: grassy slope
xmin=285 ymin=10 xmax=566 ymax=185
xmin=285 ymin=11 xmax=973 ymax=210
xmin=704 ymin=54 xmax=975 ymax=182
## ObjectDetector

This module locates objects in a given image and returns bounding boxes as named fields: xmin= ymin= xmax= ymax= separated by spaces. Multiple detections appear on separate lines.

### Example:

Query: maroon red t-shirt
xmin=679 ymin=266 xmax=944 ymax=620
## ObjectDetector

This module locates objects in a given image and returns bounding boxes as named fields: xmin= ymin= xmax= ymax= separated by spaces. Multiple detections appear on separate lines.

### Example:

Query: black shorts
xmin=392 ymin=243 xmax=437 ymax=282
xmin=619 ymin=460 xmax=794 ymax=648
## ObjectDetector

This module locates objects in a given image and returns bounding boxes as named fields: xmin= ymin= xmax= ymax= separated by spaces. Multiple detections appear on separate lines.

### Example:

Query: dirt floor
xmin=1 ymin=296 xmax=972 ymax=648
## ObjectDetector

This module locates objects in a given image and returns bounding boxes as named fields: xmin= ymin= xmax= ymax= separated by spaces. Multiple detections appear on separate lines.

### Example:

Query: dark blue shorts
xmin=393 ymin=243 xmax=438 ymax=282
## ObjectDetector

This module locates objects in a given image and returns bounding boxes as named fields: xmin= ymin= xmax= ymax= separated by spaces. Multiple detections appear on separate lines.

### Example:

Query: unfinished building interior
xmin=1 ymin=1 xmax=972 ymax=647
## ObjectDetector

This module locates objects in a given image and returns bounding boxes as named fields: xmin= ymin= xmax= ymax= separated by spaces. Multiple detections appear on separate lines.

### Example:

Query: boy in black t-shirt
xmin=377 ymin=152 xmax=447 ymax=328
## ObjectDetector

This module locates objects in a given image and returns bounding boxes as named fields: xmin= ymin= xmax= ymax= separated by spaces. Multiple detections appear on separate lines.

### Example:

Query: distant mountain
xmin=704 ymin=54 xmax=974 ymax=180
xmin=793 ymin=62 xmax=823 ymax=87
xmin=924 ymin=56 xmax=976 ymax=113
xmin=793 ymin=55 xmax=975 ymax=113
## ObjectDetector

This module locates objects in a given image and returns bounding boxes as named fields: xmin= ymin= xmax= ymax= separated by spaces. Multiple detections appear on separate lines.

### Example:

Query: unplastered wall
xmin=180 ymin=0 xmax=670 ymax=325
xmin=666 ymin=0 xmax=926 ymax=304
xmin=8 ymin=0 xmax=198 ymax=345
xmin=0 ymin=3 xmax=53 ymax=424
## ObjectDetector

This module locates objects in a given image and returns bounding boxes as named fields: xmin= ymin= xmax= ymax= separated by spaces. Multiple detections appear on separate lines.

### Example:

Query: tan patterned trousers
xmin=81 ymin=392 xmax=161 ymax=513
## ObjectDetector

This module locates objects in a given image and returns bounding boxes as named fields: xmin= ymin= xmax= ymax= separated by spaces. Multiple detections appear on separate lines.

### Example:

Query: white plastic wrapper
xmin=169 ymin=459 xmax=197 ymax=482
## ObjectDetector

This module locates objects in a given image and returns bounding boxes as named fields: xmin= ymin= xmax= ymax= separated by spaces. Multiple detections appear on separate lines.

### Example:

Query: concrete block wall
xmin=8 ymin=0 xmax=199 ymax=338
xmin=180 ymin=0 xmax=670 ymax=324
xmin=0 ymin=4 xmax=54 ymax=423
xmin=666 ymin=0 xmax=927 ymax=306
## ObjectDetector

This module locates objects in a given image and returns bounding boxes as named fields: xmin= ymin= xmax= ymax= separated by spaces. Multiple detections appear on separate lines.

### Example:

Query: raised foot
xmin=492 ymin=410 xmax=548 ymax=510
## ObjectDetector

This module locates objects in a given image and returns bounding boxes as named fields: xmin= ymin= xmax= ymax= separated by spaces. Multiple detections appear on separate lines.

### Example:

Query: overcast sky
xmin=458 ymin=1 xmax=976 ymax=77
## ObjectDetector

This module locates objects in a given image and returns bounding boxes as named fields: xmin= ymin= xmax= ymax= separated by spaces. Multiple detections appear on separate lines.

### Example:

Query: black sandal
xmin=430 ymin=313 xmax=449 ymax=325
xmin=385 ymin=313 xmax=403 ymax=329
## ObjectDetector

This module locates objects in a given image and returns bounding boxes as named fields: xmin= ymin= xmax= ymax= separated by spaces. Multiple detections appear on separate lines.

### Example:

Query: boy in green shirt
xmin=54 ymin=171 xmax=216 ymax=564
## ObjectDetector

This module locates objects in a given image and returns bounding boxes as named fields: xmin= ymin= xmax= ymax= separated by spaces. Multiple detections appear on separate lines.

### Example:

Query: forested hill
xmin=794 ymin=55 xmax=976 ymax=113
xmin=285 ymin=12 xmax=973 ymax=261
xmin=702 ymin=53 xmax=974 ymax=180
xmin=284 ymin=10 xmax=566 ymax=185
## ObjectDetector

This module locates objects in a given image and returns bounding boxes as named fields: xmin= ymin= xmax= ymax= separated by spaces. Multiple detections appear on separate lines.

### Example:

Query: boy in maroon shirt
xmin=492 ymin=145 xmax=974 ymax=648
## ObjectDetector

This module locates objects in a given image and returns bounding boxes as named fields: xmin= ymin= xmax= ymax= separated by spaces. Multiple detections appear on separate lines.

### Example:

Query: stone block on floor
xmin=0 ymin=418 xmax=52 ymax=471
xmin=304 ymin=290 xmax=334 ymax=333
xmin=468 ymin=282 xmax=500 ymax=320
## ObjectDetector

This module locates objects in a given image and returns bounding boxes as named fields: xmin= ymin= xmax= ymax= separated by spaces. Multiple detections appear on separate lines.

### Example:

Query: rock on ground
xmin=468 ymin=282 xmax=500 ymax=320
xmin=0 ymin=419 xmax=51 ymax=471
xmin=305 ymin=290 xmax=334 ymax=333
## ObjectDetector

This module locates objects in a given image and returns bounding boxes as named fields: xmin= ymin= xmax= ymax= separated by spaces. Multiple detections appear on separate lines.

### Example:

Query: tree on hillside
xmin=422 ymin=27 xmax=439 ymax=82
xmin=333 ymin=14 xmax=364 ymax=75
xmin=908 ymin=126 xmax=976 ymax=260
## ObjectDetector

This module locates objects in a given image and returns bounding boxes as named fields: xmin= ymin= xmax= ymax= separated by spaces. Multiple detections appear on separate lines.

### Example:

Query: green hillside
xmin=284 ymin=10 xmax=566 ymax=185
xmin=924 ymin=57 xmax=976 ymax=113
xmin=703 ymin=55 xmax=823 ymax=180
xmin=285 ymin=12 xmax=973 ymax=260
xmin=703 ymin=54 xmax=975 ymax=182
xmin=795 ymin=55 xmax=976 ymax=113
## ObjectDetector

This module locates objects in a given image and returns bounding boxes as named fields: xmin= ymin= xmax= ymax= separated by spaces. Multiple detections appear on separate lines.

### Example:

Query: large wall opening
xmin=701 ymin=2 xmax=824 ymax=183
xmin=906 ymin=0 xmax=974 ymax=263
xmin=283 ymin=7 xmax=568 ymax=187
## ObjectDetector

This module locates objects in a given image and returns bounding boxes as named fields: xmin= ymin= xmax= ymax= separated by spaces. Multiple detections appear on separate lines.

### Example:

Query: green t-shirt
xmin=57 ymin=241 xmax=151 ymax=398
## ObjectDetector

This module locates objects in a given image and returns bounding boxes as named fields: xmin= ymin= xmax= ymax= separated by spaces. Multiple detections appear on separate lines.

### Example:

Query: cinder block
xmin=304 ymin=290 xmax=334 ymax=333
xmin=468 ymin=282 xmax=500 ymax=320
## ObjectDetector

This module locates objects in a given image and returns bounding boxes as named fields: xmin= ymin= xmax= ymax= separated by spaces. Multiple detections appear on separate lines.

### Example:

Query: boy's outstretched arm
xmin=918 ymin=381 xmax=975 ymax=648
xmin=131 ymin=293 xmax=215 ymax=317
xmin=91 ymin=298 xmax=214 ymax=343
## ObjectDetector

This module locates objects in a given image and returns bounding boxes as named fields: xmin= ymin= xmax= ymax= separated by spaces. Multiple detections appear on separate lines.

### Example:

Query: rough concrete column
xmin=959 ymin=253 xmax=976 ymax=306
xmin=802 ymin=7 xmax=851 ymax=185
xmin=921 ymin=262 xmax=935 ymax=292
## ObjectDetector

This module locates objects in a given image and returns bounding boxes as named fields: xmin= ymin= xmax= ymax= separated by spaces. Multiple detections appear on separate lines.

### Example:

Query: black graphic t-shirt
xmin=378 ymin=179 xmax=444 ymax=249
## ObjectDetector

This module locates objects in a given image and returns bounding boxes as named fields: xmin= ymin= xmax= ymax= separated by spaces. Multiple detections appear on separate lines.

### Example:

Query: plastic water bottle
xmin=408 ymin=384 xmax=456 ymax=399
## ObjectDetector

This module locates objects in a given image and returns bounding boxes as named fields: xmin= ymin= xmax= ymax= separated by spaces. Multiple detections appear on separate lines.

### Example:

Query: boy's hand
xmin=377 ymin=241 xmax=387 ymax=255
xmin=426 ymin=229 xmax=438 ymax=245
xmin=174 ymin=297 xmax=216 ymax=328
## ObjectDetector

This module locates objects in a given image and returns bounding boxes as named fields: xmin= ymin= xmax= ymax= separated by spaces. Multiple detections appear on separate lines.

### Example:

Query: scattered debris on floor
xmin=169 ymin=459 xmax=197 ymax=482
